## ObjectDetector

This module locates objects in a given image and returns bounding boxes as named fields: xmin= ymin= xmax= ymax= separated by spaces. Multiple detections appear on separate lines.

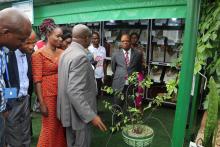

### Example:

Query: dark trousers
xmin=0 ymin=112 xmax=5 ymax=147
xmin=5 ymin=95 xmax=31 ymax=147
xmin=96 ymin=78 xmax=103 ymax=96
xmin=113 ymin=85 xmax=135 ymax=109
xmin=29 ymin=93 xmax=33 ymax=136
xmin=113 ymin=85 xmax=135 ymax=125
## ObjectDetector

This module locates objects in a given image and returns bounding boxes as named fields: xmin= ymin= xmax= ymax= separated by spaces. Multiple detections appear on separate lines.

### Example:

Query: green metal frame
xmin=171 ymin=0 xmax=201 ymax=146
xmin=185 ymin=74 xmax=201 ymax=144
xmin=33 ymin=2 xmax=201 ymax=146
xmin=33 ymin=0 xmax=186 ymax=25
xmin=0 ymin=0 xmax=202 ymax=146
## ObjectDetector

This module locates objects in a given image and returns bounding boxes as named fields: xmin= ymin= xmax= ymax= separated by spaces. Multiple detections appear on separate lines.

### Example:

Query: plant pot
xmin=122 ymin=124 xmax=154 ymax=147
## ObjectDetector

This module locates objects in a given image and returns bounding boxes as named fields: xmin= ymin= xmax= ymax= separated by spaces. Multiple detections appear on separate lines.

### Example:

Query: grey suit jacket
xmin=111 ymin=49 xmax=142 ymax=91
xmin=57 ymin=42 xmax=97 ymax=130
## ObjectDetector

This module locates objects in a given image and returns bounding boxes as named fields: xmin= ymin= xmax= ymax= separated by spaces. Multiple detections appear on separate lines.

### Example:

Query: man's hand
xmin=91 ymin=115 xmax=107 ymax=132
xmin=40 ymin=102 xmax=48 ymax=117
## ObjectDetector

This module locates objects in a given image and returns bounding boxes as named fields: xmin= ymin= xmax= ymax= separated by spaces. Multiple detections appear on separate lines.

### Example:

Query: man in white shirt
xmin=0 ymin=8 xmax=32 ymax=147
xmin=4 ymin=32 xmax=36 ymax=147
xmin=88 ymin=32 xmax=106 ymax=98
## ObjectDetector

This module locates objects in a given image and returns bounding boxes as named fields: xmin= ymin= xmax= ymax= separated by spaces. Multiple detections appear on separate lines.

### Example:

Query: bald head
xmin=72 ymin=24 xmax=91 ymax=38
xmin=72 ymin=24 xmax=91 ymax=48
xmin=0 ymin=8 xmax=31 ymax=34
xmin=0 ymin=8 xmax=32 ymax=50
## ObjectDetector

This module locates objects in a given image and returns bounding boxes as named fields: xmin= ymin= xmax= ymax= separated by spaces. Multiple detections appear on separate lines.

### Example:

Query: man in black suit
xmin=4 ymin=31 xmax=36 ymax=147
xmin=111 ymin=34 xmax=142 ymax=109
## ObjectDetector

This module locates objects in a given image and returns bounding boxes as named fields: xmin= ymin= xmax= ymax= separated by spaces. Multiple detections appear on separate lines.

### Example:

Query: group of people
xmin=0 ymin=8 xmax=107 ymax=147
xmin=0 ymin=7 xmax=145 ymax=147
xmin=0 ymin=8 xmax=32 ymax=147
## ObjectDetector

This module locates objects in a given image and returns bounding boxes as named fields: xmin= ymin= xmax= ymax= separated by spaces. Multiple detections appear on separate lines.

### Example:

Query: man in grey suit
xmin=57 ymin=24 xmax=107 ymax=147
xmin=111 ymin=34 xmax=142 ymax=107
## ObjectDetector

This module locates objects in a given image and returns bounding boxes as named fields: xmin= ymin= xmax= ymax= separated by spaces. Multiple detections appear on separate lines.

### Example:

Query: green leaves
xmin=204 ymin=77 xmax=219 ymax=147
xmin=166 ymin=79 xmax=178 ymax=96
xmin=212 ymin=6 xmax=220 ymax=19
xmin=202 ymin=33 xmax=211 ymax=42
xmin=142 ymin=76 xmax=153 ymax=88
xmin=102 ymin=86 xmax=113 ymax=94
xmin=197 ymin=2 xmax=220 ymax=146
xmin=207 ymin=52 xmax=220 ymax=76
xmin=102 ymin=71 xmax=179 ymax=134
xmin=128 ymin=107 xmax=140 ymax=113
xmin=194 ymin=62 xmax=202 ymax=74
xmin=194 ymin=1 xmax=220 ymax=75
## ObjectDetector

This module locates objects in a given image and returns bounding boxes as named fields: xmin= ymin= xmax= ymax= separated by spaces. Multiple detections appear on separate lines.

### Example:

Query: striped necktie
xmin=125 ymin=51 xmax=129 ymax=66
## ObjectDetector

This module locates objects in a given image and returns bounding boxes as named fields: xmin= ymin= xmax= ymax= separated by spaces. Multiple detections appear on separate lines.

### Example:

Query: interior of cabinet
xmin=101 ymin=18 xmax=185 ymax=104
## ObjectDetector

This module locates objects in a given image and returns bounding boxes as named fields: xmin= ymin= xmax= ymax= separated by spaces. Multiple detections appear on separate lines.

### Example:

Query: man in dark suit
xmin=111 ymin=34 xmax=142 ymax=108
xmin=4 ymin=31 xmax=36 ymax=147
xmin=0 ymin=8 xmax=32 ymax=147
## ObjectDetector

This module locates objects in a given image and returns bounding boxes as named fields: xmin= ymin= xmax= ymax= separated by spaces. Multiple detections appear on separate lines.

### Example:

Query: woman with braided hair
xmin=33 ymin=19 xmax=55 ymax=113
xmin=34 ymin=18 xmax=55 ymax=51
xmin=31 ymin=19 xmax=67 ymax=147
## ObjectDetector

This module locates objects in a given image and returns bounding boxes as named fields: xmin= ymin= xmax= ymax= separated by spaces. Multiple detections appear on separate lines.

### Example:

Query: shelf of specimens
xmin=150 ymin=66 xmax=178 ymax=83
xmin=104 ymin=28 xmax=148 ymax=56
xmin=151 ymin=30 xmax=183 ymax=63
xmin=154 ymin=19 xmax=182 ymax=26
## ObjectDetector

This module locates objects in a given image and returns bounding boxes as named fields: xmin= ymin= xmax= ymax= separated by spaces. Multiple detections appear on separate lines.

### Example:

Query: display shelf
xmin=152 ymin=18 xmax=184 ymax=30
xmin=149 ymin=66 xmax=164 ymax=83
xmin=149 ymin=61 xmax=172 ymax=66
xmin=148 ymin=18 xmax=184 ymax=105
xmin=145 ymin=97 xmax=176 ymax=106
xmin=103 ymin=19 xmax=149 ymax=57
xmin=152 ymin=26 xmax=184 ymax=30
xmin=149 ymin=61 xmax=180 ymax=70
xmin=94 ymin=18 xmax=185 ymax=106
xmin=104 ymin=20 xmax=148 ymax=29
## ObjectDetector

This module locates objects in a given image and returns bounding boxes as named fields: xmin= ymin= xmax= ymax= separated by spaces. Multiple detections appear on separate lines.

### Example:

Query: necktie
xmin=125 ymin=51 xmax=129 ymax=66
xmin=124 ymin=51 xmax=129 ymax=85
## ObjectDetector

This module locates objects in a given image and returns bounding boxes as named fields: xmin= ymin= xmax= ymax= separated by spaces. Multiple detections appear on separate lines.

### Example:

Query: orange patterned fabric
xmin=32 ymin=49 xmax=67 ymax=147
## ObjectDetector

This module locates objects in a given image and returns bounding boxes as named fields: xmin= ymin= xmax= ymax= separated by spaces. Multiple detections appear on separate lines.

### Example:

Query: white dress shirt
xmin=15 ymin=49 xmax=29 ymax=97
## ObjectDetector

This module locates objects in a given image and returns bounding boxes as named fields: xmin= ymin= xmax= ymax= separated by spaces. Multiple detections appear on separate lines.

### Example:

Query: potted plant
xmin=102 ymin=72 xmax=177 ymax=147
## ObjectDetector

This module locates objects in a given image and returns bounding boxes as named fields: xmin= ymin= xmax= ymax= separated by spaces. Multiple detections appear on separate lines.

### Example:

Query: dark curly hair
xmin=61 ymin=26 xmax=72 ymax=40
xmin=130 ymin=32 xmax=139 ymax=40
xmin=39 ymin=18 xmax=57 ymax=37
xmin=92 ymin=31 xmax=100 ymax=38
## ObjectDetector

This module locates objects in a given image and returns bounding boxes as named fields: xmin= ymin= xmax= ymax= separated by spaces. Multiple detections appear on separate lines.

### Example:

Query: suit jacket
xmin=57 ymin=42 xmax=97 ymax=130
xmin=111 ymin=49 xmax=142 ymax=91
xmin=4 ymin=51 xmax=33 ymax=97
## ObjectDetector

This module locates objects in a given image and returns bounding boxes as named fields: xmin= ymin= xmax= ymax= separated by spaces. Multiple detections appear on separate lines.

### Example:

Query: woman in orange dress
xmin=32 ymin=21 xmax=67 ymax=147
